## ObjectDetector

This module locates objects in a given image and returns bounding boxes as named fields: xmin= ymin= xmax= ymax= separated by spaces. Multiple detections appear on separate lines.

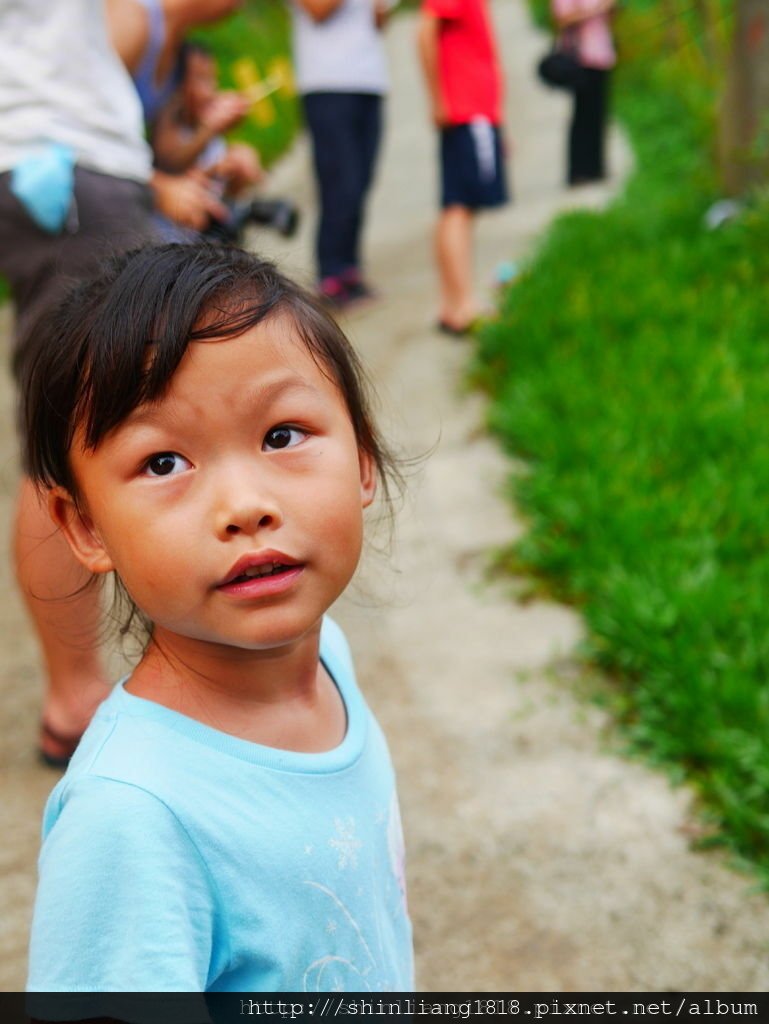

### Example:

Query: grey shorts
xmin=0 ymin=165 xmax=157 ymax=381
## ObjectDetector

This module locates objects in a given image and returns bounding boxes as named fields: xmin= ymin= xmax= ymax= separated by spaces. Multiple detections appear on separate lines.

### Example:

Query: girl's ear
xmin=359 ymin=449 xmax=377 ymax=509
xmin=48 ymin=488 xmax=114 ymax=575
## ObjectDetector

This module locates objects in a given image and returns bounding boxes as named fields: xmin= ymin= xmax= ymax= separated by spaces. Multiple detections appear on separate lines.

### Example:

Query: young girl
xmin=24 ymin=242 xmax=413 ymax=995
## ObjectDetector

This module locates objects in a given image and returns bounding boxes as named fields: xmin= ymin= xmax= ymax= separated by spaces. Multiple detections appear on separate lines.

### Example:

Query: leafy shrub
xmin=197 ymin=0 xmax=299 ymax=168
xmin=473 ymin=0 xmax=769 ymax=873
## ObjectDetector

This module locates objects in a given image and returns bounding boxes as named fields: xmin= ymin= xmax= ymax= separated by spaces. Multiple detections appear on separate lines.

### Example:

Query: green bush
xmin=197 ymin=0 xmax=299 ymax=168
xmin=473 ymin=2 xmax=769 ymax=874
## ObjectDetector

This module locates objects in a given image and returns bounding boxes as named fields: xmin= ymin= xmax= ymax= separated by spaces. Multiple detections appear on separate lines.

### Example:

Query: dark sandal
xmin=436 ymin=319 xmax=474 ymax=338
xmin=39 ymin=720 xmax=83 ymax=770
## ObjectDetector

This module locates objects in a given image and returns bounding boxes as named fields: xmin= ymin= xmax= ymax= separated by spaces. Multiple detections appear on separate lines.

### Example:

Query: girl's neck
xmin=124 ymin=624 xmax=347 ymax=753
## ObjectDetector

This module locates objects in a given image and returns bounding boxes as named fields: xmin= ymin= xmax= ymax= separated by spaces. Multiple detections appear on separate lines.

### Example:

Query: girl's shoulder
xmin=30 ymin=771 xmax=217 ymax=994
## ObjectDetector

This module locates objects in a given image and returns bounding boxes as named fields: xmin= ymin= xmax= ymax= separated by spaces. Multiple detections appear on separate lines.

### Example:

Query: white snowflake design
xmin=328 ymin=816 xmax=362 ymax=870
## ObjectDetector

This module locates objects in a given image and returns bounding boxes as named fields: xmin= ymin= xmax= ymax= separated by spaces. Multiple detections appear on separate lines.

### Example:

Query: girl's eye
xmin=143 ymin=452 xmax=191 ymax=477
xmin=263 ymin=426 xmax=306 ymax=451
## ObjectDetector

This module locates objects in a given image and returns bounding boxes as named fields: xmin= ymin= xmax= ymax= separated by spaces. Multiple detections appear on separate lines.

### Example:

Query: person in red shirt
xmin=418 ymin=0 xmax=509 ymax=334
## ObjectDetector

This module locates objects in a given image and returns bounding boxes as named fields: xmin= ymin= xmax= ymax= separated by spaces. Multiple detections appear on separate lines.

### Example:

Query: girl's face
xmin=183 ymin=51 xmax=218 ymax=120
xmin=54 ymin=317 xmax=376 ymax=657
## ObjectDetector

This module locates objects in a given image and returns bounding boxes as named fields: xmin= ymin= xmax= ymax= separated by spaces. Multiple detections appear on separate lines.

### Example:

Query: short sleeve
xmin=27 ymin=777 xmax=220 ymax=993
xmin=422 ymin=0 xmax=463 ymax=22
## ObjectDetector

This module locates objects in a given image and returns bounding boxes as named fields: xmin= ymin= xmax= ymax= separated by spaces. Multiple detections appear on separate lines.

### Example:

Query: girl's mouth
xmin=217 ymin=555 xmax=305 ymax=597
xmin=228 ymin=562 xmax=294 ymax=584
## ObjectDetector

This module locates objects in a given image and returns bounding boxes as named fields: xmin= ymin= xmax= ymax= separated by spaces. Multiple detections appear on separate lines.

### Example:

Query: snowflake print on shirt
xmin=329 ymin=817 xmax=362 ymax=870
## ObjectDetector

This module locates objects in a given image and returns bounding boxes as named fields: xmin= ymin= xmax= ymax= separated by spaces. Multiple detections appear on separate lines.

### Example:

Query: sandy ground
xmin=3 ymin=0 xmax=769 ymax=993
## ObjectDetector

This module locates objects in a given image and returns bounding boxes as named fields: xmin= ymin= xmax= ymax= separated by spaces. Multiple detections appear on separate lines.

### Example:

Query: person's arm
xmin=417 ymin=9 xmax=447 ymax=127
xmin=294 ymin=0 xmax=345 ymax=23
xmin=150 ymin=168 xmax=229 ymax=230
xmin=210 ymin=143 xmax=265 ymax=197
xmin=374 ymin=0 xmax=393 ymax=30
xmin=105 ymin=0 xmax=148 ymax=73
xmin=152 ymin=92 xmax=249 ymax=174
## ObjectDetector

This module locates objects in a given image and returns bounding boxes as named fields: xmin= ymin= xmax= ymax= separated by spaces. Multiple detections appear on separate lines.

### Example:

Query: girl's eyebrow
xmin=121 ymin=376 xmax=320 ymax=430
xmin=244 ymin=376 xmax=320 ymax=405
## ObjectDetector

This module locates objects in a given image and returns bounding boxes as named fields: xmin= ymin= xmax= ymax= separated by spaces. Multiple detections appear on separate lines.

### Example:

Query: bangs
xmin=77 ymin=247 xmax=284 ymax=452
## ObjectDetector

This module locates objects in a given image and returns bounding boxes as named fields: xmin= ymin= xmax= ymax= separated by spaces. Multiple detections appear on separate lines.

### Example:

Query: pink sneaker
xmin=318 ymin=276 xmax=349 ymax=309
xmin=340 ymin=269 xmax=381 ymax=308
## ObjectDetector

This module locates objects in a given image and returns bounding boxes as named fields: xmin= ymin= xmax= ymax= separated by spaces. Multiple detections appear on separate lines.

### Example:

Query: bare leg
xmin=435 ymin=204 xmax=478 ymax=330
xmin=14 ymin=478 xmax=108 ymax=759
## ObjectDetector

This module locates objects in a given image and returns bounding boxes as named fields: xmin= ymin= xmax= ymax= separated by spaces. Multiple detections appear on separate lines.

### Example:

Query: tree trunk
xmin=718 ymin=0 xmax=769 ymax=194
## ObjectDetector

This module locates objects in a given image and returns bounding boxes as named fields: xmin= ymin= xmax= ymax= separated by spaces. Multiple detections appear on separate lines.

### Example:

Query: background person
xmin=152 ymin=41 xmax=264 ymax=194
xmin=109 ymin=0 xmax=286 ymax=243
xmin=106 ymin=0 xmax=244 ymax=131
xmin=551 ymin=0 xmax=616 ymax=185
xmin=417 ymin=0 xmax=509 ymax=335
xmin=151 ymin=42 xmax=300 ymax=244
xmin=291 ymin=0 xmax=390 ymax=309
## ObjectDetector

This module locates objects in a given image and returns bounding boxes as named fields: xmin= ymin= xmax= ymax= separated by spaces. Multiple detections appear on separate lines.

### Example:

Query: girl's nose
xmin=213 ymin=468 xmax=283 ymax=538
xmin=221 ymin=507 xmax=278 ymax=537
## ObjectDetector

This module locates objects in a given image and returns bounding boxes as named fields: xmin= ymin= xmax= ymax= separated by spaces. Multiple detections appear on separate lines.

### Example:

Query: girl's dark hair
xmin=23 ymin=242 xmax=400 ymax=505
xmin=178 ymin=39 xmax=214 ymax=75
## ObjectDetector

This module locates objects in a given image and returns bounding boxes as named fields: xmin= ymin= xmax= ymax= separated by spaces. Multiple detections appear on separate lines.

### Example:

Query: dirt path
xmin=3 ymin=0 xmax=769 ymax=992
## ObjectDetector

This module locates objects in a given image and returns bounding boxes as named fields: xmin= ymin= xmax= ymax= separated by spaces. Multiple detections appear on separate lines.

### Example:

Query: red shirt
xmin=423 ymin=0 xmax=504 ymax=125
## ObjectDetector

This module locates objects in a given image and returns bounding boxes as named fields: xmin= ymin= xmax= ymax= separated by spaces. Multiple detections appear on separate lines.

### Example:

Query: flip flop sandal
xmin=39 ymin=720 xmax=83 ymax=770
xmin=436 ymin=319 xmax=474 ymax=338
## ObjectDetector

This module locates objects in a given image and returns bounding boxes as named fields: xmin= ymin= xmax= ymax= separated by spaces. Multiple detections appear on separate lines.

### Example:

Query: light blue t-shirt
xmin=27 ymin=618 xmax=413 ymax=994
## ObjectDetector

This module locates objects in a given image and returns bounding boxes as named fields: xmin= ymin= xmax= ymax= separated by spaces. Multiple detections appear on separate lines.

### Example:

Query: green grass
xmin=472 ymin=3 xmax=769 ymax=874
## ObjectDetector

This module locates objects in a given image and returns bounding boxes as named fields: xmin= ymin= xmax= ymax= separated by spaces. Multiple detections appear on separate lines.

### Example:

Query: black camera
xmin=205 ymin=197 xmax=300 ymax=244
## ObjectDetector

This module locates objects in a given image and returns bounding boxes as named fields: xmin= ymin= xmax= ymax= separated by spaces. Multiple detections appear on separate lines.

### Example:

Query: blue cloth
xmin=27 ymin=618 xmax=413 ymax=994
xmin=132 ymin=0 xmax=180 ymax=126
xmin=10 ymin=143 xmax=76 ymax=233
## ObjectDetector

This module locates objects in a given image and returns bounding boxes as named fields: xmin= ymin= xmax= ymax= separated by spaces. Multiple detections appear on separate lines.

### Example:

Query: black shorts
xmin=440 ymin=119 xmax=509 ymax=210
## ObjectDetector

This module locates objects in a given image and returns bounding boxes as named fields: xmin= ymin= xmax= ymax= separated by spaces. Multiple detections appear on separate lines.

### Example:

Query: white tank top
xmin=0 ymin=0 xmax=152 ymax=181
xmin=292 ymin=0 xmax=389 ymax=95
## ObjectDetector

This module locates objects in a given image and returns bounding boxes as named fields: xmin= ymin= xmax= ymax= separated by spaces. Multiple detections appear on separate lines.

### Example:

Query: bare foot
xmin=437 ymin=304 xmax=479 ymax=334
